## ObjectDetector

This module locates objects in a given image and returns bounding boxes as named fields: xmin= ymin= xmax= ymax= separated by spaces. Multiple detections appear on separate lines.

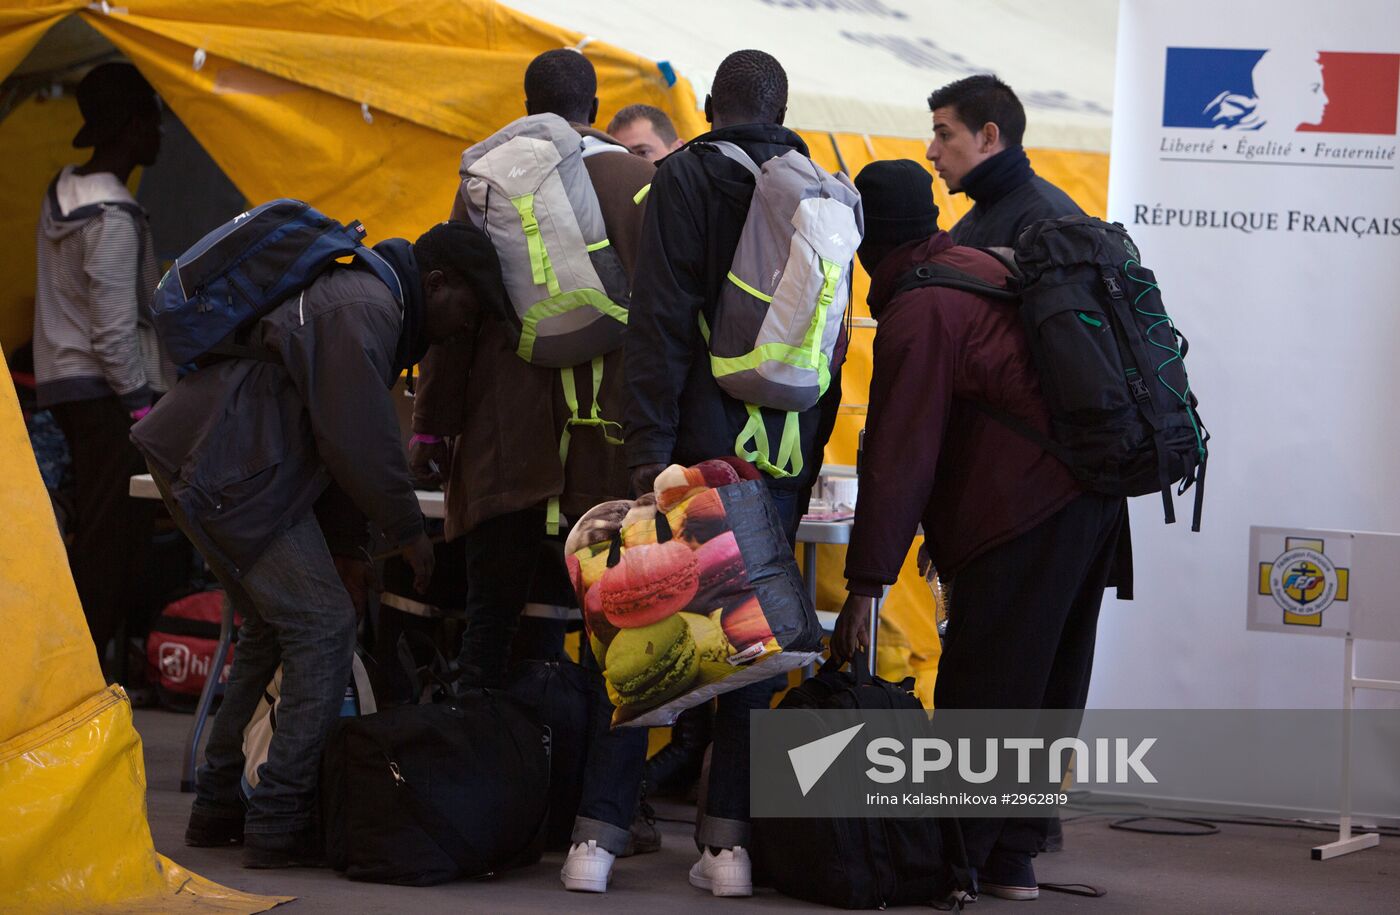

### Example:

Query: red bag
xmin=146 ymin=591 xmax=238 ymax=704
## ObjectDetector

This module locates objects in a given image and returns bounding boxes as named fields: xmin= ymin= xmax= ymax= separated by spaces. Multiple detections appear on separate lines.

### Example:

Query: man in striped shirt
xmin=33 ymin=62 xmax=172 ymax=673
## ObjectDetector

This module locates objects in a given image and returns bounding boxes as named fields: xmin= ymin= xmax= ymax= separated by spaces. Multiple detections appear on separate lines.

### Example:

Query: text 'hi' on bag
xmin=751 ymin=653 xmax=972 ymax=910
xmin=895 ymin=214 xmax=1208 ymax=530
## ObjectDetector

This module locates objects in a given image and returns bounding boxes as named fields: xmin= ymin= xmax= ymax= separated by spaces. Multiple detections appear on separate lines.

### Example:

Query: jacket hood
xmin=575 ymin=124 xmax=628 ymax=148
xmin=866 ymin=231 xmax=955 ymax=320
xmin=41 ymin=166 xmax=145 ymax=242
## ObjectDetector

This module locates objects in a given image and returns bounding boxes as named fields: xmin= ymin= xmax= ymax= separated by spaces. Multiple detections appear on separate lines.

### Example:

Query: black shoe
xmin=620 ymin=794 xmax=662 ymax=858
xmin=243 ymin=830 xmax=326 ymax=869
xmin=185 ymin=809 xmax=245 ymax=847
xmin=978 ymin=850 xmax=1038 ymax=901
xmin=644 ymin=704 xmax=713 ymax=797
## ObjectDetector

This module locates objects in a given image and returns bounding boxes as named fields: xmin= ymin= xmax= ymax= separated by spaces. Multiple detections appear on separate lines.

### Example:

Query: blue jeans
xmin=697 ymin=484 xmax=800 ymax=850
xmin=571 ymin=636 xmax=649 ymax=856
xmin=182 ymin=509 xmax=357 ymax=835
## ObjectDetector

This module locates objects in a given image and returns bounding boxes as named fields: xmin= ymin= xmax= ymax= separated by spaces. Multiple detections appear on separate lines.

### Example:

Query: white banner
xmin=1099 ymin=0 xmax=1400 ymax=709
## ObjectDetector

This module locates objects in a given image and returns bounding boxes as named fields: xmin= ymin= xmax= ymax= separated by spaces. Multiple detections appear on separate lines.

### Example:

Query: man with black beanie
xmin=832 ymin=160 xmax=1127 ymax=901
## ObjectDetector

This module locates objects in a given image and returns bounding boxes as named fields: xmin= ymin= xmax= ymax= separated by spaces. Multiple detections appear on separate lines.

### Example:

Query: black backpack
xmin=897 ymin=215 xmax=1208 ymax=530
xmin=751 ymin=655 xmax=971 ymax=909
xmin=320 ymin=688 xmax=551 ymax=885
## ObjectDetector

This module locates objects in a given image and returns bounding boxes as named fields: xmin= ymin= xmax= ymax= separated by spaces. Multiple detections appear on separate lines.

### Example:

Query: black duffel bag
xmin=752 ymin=654 xmax=972 ymax=909
xmin=505 ymin=657 xmax=599 ymax=851
xmin=321 ymin=688 xmax=551 ymax=885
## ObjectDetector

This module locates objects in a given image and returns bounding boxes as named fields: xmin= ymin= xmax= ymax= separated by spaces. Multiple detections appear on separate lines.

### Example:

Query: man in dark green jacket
xmin=132 ymin=221 xmax=490 ymax=868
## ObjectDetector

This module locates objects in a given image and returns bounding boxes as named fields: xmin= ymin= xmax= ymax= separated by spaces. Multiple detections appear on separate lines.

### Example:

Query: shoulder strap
xmin=705 ymin=140 xmax=762 ymax=180
xmin=893 ymin=262 xmax=1018 ymax=302
xmin=353 ymin=244 xmax=404 ymax=305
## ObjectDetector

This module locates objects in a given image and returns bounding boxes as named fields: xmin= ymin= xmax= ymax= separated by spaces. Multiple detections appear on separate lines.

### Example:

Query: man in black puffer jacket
xmin=625 ymin=49 xmax=843 ymax=899
xmin=925 ymin=74 xmax=1083 ymax=248
xmin=924 ymin=73 xmax=1084 ymax=869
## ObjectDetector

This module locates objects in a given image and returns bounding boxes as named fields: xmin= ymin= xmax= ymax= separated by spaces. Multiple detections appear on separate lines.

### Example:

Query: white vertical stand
xmin=867 ymin=593 xmax=882 ymax=676
xmin=1311 ymin=635 xmax=1398 ymax=860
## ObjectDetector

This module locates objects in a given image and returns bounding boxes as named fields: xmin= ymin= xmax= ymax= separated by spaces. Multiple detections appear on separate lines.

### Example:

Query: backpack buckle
xmin=1128 ymin=374 xmax=1151 ymax=402
xmin=1101 ymin=269 xmax=1124 ymax=299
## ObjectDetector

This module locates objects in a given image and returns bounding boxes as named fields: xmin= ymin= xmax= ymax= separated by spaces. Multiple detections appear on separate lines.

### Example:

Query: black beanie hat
xmin=854 ymin=159 xmax=940 ymax=248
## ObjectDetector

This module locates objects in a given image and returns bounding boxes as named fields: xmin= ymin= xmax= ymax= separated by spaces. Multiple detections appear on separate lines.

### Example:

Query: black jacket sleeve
xmin=280 ymin=298 xmax=424 ymax=550
xmin=623 ymin=156 xmax=708 ymax=468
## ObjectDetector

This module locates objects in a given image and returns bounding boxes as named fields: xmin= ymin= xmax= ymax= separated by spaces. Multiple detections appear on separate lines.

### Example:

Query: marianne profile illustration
xmin=1204 ymin=48 xmax=1329 ymax=130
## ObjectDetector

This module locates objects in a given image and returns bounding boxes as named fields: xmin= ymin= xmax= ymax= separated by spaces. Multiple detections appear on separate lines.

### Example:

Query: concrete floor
xmin=136 ymin=708 xmax=1399 ymax=914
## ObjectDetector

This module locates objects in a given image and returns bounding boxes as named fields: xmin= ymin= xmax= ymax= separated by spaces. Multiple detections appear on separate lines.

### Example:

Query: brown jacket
xmin=414 ymin=125 xmax=654 ymax=539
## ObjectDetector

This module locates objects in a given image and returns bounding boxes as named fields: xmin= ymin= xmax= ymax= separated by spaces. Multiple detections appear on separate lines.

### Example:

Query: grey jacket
xmin=34 ymin=166 xmax=174 ymax=410
xmin=131 ymin=265 xmax=423 ymax=577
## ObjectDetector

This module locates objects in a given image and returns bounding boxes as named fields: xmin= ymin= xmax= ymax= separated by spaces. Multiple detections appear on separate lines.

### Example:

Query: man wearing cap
xmin=832 ymin=160 xmax=1127 ymax=902
xmin=33 ymin=61 xmax=173 ymax=672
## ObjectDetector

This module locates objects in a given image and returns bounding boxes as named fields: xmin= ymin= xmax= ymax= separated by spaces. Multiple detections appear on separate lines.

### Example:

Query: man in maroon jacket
xmin=831 ymin=160 xmax=1129 ymax=901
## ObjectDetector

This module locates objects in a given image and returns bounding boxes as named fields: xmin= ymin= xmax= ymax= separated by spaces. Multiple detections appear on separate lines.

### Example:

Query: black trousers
xmin=456 ymin=506 xmax=573 ymax=688
xmin=51 ymin=395 xmax=155 ymax=670
xmin=933 ymin=492 xmax=1126 ymax=869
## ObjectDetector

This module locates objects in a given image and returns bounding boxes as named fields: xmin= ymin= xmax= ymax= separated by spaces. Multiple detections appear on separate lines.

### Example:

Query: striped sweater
xmin=33 ymin=166 xmax=173 ymax=411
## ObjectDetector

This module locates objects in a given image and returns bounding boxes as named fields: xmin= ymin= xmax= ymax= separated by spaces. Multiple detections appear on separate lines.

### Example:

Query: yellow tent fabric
xmin=0 ymin=349 xmax=285 ymax=913
xmin=0 ymin=2 xmax=78 ymax=79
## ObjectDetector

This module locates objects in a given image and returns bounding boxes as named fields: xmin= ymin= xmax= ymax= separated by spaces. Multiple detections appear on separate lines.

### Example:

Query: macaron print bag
xmin=565 ymin=458 xmax=824 ymax=727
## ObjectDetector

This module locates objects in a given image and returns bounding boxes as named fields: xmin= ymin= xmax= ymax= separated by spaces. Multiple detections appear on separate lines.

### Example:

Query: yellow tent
xmin=0 ymin=11 xmax=1111 ymax=904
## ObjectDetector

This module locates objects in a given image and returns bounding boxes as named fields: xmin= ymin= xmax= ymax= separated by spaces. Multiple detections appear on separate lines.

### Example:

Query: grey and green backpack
xmin=458 ymin=113 xmax=630 ymax=368
xmin=703 ymin=142 xmax=863 ymax=478
xmin=459 ymin=114 xmax=632 ymax=532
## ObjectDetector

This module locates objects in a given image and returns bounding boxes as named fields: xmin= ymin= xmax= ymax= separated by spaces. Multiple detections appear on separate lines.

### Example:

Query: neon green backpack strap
xmin=734 ymin=404 xmax=803 ymax=480
xmin=548 ymin=358 xmax=624 ymax=535
xmin=702 ymin=312 xmax=806 ymax=480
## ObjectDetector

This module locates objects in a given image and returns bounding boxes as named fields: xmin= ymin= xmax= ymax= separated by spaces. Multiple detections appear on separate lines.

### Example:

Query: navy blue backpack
xmin=152 ymin=199 xmax=401 ymax=365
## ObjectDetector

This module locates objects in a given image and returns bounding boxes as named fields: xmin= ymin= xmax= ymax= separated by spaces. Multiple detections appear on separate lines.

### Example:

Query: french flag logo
xmin=1162 ymin=47 xmax=1399 ymax=135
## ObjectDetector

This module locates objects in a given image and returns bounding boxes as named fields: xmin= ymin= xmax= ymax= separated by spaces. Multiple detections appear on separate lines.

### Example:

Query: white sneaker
xmin=689 ymin=846 xmax=753 ymax=897
xmin=561 ymin=840 xmax=614 ymax=893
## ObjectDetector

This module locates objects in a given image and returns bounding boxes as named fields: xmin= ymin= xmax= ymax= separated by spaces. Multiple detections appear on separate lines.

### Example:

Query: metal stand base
xmin=1312 ymin=832 xmax=1379 ymax=860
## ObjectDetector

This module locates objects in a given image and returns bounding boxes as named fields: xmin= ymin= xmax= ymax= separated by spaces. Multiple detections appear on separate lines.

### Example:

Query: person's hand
xmin=832 ymin=593 xmax=873 ymax=663
xmin=332 ymin=554 xmax=375 ymax=620
xmin=402 ymin=534 xmax=436 ymax=594
xmin=630 ymin=462 xmax=666 ymax=499
xmin=916 ymin=544 xmax=932 ymax=579
xmin=408 ymin=435 xmax=449 ymax=490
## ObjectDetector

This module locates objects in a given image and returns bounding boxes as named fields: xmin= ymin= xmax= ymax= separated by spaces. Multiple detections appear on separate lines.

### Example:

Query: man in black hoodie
xmin=926 ymin=74 xmax=1083 ymax=247
xmin=625 ymin=49 xmax=839 ymax=898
